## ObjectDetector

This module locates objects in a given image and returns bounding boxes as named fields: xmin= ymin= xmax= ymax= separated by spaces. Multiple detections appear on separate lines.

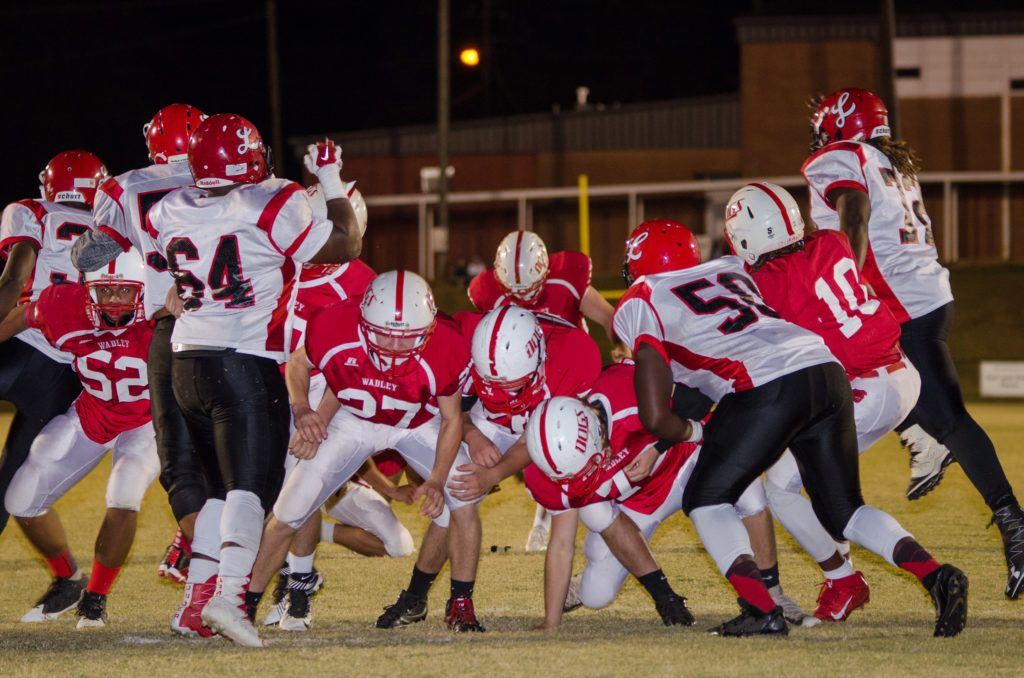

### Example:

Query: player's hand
xmin=293 ymin=405 xmax=328 ymax=444
xmin=389 ymin=483 xmax=417 ymax=505
xmin=610 ymin=342 xmax=632 ymax=363
xmin=624 ymin=446 xmax=658 ymax=483
xmin=288 ymin=432 xmax=320 ymax=460
xmin=413 ymin=478 xmax=445 ymax=518
xmin=164 ymin=286 xmax=185 ymax=318
xmin=303 ymin=138 xmax=343 ymax=174
xmin=447 ymin=463 xmax=495 ymax=502
xmin=468 ymin=437 xmax=502 ymax=468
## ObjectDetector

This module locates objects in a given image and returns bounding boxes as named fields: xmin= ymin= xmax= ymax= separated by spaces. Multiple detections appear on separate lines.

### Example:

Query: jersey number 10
xmin=813 ymin=257 xmax=880 ymax=338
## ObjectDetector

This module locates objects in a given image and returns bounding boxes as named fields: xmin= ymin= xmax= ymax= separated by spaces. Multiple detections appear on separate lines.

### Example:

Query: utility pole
xmin=266 ymin=0 xmax=284 ymax=164
xmin=438 ymin=0 xmax=450 ymax=244
xmin=879 ymin=0 xmax=899 ymax=135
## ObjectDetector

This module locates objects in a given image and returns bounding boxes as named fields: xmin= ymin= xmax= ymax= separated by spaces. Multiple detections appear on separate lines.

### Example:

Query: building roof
xmin=736 ymin=11 xmax=1024 ymax=43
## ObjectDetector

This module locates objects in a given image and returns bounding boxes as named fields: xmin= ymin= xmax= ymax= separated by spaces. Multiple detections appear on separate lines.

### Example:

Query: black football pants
xmin=683 ymin=362 xmax=864 ymax=541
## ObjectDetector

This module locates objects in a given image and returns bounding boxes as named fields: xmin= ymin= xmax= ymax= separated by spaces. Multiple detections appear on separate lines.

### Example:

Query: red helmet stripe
xmin=107 ymin=259 xmax=116 ymax=274
xmin=513 ymin=231 xmax=524 ymax=285
xmin=394 ymin=270 xmax=405 ymax=322
xmin=750 ymin=182 xmax=794 ymax=236
xmin=488 ymin=306 xmax=511 ymax=377
xmin=537 ymin=401 xmax=560 ymax=475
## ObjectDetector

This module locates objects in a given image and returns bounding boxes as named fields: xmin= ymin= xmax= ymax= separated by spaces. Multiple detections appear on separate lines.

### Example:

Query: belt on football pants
xmin=172 ymin=343 xmax=235 ymax=354
xmin=858 ymin=359 xmax=906 ymax=380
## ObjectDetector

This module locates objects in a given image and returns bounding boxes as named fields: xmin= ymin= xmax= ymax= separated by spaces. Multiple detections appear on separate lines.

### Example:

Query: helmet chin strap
xmin=100 ymin=311 xmax=133 ymax=328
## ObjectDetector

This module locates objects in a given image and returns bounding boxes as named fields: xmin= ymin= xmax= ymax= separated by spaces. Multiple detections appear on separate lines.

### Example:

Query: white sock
xmin=823 ymin=559 xmax=856 ymax=580
xmin=532 ymin=504 xmax=551 ymax=531
xmin=689 ymin=503 xmax=753 ymax=575
xmin=217 ymin=490 xmax=265 ymax=592
xmin=187 ymin=499 xmax=224 ymax=584
xmin=287 ymin=552 xmax=315 ymax=575
xmin=320 ymin=520 xmax=336 ymax=544
xmin=842 ymin=505 xmax=912 ymax=567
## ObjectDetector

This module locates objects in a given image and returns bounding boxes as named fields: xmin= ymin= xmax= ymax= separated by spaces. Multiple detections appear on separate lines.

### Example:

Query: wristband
xmin=685 ymin=419 xmax=703 ymax=443
xmin=316 ymin=165 xmax=347 ymax=201
xmin=654 ymin=439 xmax=673 ymax=454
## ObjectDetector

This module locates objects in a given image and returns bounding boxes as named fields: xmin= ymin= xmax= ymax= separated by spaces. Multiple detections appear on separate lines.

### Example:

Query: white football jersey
xmin=802 ymin=140 xmax=952 ymax=322
xmin=148 ymin=178 xmax=332 ymax=361
xmin=92 ymin=161 xmax=194 ymax=319
xmin=0 ymin=198 xmax=92 ymax=363
xmin=613 ymin=256 xmax=835 ymax=402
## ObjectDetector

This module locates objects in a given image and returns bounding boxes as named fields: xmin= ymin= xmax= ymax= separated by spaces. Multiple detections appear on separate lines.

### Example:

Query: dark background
xmin=1 ymin=0 xmax=1020 ymax=199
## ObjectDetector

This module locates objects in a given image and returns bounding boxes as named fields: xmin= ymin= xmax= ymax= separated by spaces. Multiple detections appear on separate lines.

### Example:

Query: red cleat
xmin=171 ymin=576 xmax=216 ymax=638
xmin=158 ymin=529 xmax=192 ymax=584
xmin=814 ymin=571 xmax=870 ymax=622
xmin=444 ymin=596 xmax=485 ymax=632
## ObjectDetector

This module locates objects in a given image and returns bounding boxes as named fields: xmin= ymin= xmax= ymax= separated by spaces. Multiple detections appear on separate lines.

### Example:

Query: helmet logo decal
xmin=236 ymin=127 xmax=258 ymax=155
xmin=830 ymin=91 xmax=855 ymax=129
xmin=725 ymin=199 xmax=743 ymax=221
xmin=574 ymin=409 xmax=590 ymax=454
xmin=625 ymin=231 xmax=649 ymax=261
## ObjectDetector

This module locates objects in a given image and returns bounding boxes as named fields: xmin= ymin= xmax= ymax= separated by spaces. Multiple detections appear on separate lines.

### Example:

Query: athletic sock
xmin=287 ymin=552 xmax=315 ymax=576
xmin=407 ymin=566 xmax=438 ymax=599
xmin=320 ymin=521 xmax=336 ymax=544
xmin=759 ymin=562 xmax=780 ymax=590
xmin=187 ymin=556 xmax=220 ymax=585
xmin=892 ymin=538 xmax=940 ymax=585
xmin=450 ymin=579 xmax=475 ymax=600
xmin=87 ymin=561 xmax=120 ymax=595
xmin=823 ymin=559 xmax=856 ymax=580
xmin=45 ymin=550 xmax=78 ymax=579
xmin=636 ymin=569 xmax=673 ymax=599
xmin=244 ymin=590 xmax=262 ymax=622
xmin=725 ymin=559 xmax=775 ymax=614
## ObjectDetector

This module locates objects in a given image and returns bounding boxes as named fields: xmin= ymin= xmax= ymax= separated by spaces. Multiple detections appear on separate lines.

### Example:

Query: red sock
xmin=87 ymin=561 xmax=121 ymax=595
xmin=45 ymin=550 xmax=76 ymax=579
xmin=893 ymin=538 xmax=940 ymax=583
xmin=726 ymin=560 xmax=776 ymax=614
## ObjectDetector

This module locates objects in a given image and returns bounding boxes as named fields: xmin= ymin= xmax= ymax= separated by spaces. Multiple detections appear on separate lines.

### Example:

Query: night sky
xmin=1 ymin=0 xmax=1020 ymax=200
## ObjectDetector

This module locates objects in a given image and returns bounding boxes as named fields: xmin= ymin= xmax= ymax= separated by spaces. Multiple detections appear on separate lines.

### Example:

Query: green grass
xmin=1 ymin=403 xmax=1023 ymax=675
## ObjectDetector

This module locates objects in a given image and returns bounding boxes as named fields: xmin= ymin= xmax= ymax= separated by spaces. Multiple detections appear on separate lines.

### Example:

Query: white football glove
xmin=303 ymin=139 xmax=346 ymax=200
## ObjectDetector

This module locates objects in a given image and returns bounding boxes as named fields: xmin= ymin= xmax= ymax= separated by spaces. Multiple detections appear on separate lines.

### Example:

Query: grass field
xmin=0 ymin=403 xmax=1022 ymax=677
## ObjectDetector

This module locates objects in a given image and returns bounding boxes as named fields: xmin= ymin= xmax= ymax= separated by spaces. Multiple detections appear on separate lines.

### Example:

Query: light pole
xmin=437 ymin=0 xmax=451 ymax=259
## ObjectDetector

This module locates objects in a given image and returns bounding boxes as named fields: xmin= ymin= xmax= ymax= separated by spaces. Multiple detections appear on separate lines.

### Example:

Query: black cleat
xmin=654 ymin=593 xmax=695 ymax=626
xmin=75 ymin=591 xmax=108 ymax=629
xmin=708 ymin=600 xmax=788 ymax=637
xmin=928 ymin=564 xmax=968 ymax=637
xmin=21 ymin=576 xmax=85 ymax=623
xmin=991 ymin=504 xmax=1024 ymax=600
xmin=375 ymin=590 xmax=428 ymax=629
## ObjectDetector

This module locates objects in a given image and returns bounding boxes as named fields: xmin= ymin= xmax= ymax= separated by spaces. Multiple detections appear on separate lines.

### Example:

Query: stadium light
xmin=459 ymin=46 xmax=480 ymax=67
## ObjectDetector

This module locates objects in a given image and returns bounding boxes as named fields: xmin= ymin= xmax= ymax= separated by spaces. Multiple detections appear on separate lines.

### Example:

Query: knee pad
xmin=220 ymin=490 xmax=265 ymax=552
xmin=192 ymin=499 xmax=225 ymax=559
xmin=274 ymin=469 xmax=327 ymax=530
xmin=4 ymin=462 xmax=48 ymax=518
xmin=579 ymin=501 xmax=618 ymax=534
xmin=734 ymin=478 xmax=768 ymax=519
xmin=384 ymin=525 xmax=415 ymax=558
xmin=689 ymin=503 xmax=753 ymax=575
xmin=579 ymin=570 xmax=618 ymax=610
xmin=106 ymin=453 xmax=160 ymax=512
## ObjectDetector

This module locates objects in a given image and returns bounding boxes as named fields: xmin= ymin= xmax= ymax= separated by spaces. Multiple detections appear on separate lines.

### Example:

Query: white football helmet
xmin=306 ymin=182 xmax=368 ymax=236
xmin=724 ymin=182 xmax=805 ymax=266
xmin=494 ymin=230 xmax=549 ymax=301
xmin=360 ymin=270 xmax=437 ymax=373
xmin=471 ymin=307 xmax=546 ymax=415
xmin=525 ymin=397 xmax=607 ymax=498
xmin=84 ymin=248 xmax=146 ymax=329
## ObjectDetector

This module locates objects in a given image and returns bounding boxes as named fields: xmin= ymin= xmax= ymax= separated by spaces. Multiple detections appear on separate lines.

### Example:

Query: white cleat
xmin=902 ymin=424 xmax=955 ymax=500
xmin=260 ymin=598 xmax=287 ymax=627
xmin=525 ymin=524 xmax=549 ymax=553
xmin=201 ymin=596 xmax=266 ymax=648
xmin=563 ymin=574 xmax=583 ymax=613
xmin=76 ymin=616 xmax=106 ymax=629
xmin=769 ymin=585 xmax=821 ymax=628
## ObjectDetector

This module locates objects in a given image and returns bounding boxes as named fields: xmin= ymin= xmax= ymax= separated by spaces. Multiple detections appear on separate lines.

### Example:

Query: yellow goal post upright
xmin=577 ymin=173 xmax=626 ymax=301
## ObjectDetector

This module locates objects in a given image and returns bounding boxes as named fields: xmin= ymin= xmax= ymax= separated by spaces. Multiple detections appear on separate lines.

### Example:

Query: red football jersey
xmin=287 ymin=259 xmax=376 ymax=357
xmin=468 ymin=250 xmax=592 ymax=329
xmin=305 ymin=298 xmax=470 ymax=429
xmin=456 ymin=310 xmax=602 ymax=436
xmin=524 ymin=362 xmax=697 ymax=515
xmin=24 ymin=284 xmax=153 ymax=444
xmin=750 ymin=230 xmax=901 ymax=378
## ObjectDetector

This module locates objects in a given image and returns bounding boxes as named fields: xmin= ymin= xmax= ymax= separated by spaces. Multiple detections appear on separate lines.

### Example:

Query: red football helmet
xmin=39 ymin=150 xmax=108 ymax=206
xmin=622 ymin=219 xmax=701 ymax=285
xmin=188 ymin=113 xmax=270 ymax=188
xmin=144 ymin=103 xmax=207 ymax=164
xmin=810 ymin=88 xmax=890 ymax=151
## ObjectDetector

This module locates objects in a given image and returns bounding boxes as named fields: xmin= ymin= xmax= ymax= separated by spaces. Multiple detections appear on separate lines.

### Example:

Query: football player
xmin=523 ymin=365 xmax=768 ymax=630
xmin=71 ymin=104 xmax=208 ymax=584
xmin=803 ymin=88 xmax=1024 ymax=598
xmin=469 ymin=230 xmax=627 ymax=550
xmin=614 ymin=219 xmax=968 ymax=637
xmin=242 ymin=270 xmax=478 ymax=645
xmin=0 ymin=250 xmax=160 ymax=628
xmin=374 ymin=306 xmax=601 ymax=629
xmin=724 ymin=181 xmax=921 ymax=622
xmin=148 ymin=114 xmax=362 ymax=646
xmin=0 ymin=151 xmax=105 ymax=535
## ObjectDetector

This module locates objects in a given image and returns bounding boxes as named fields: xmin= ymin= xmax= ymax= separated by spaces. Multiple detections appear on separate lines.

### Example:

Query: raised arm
xmin=303 ymin=140 xmax=362 ymax=264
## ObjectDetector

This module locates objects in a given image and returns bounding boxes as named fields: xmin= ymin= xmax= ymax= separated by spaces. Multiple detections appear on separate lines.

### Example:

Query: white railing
xmin=364 ymin=172 xmax=1024 ymax=278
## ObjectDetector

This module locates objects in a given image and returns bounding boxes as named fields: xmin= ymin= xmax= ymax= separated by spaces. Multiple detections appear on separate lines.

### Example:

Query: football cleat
xmin=158 ymin=529 xmax=191 ymax=584
xmin=21 ymin=576 xmax=85 ymax=623
xmin=708 ymin=600 xmax=789 ymax=637
xmin=653 ymin=592 xmax=695 ymax=626
xmin=991 ymin=504 xmax=1024 ymax=600
xmin=902 ymin=425 xmax=955 ymax=501
xmin=278 ymin=571 xmax=324 ymax=632
xmin=375 ymin=589 xmax=428 ymax=629
xmin=75 ymin=591 xmax=108 ymax=629
xmin=201 ymin=595 xmax=266 ymax=648
xmin=769 ymin=584 xmax=821 ymax=627
xmin=444 ymin=596 xmax=485 ymax=632
xmin=260 ymin=570 xmax=290 ymax=627
xmin=563 ymin=574 xmax=583 ymax=613
xmin=170 ymin=577 xmax=216 ymax=639
xmin=813 ymin=573 xmax=870 ymax=623
xmin=525 ymin=524 xmax=550 ymax=553
xmin=928 ymin=564 xmax=968 ymax=637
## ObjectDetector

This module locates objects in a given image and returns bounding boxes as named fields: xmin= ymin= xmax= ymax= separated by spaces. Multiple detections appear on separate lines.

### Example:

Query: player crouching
xmin=0 ymin=251 xmax=160 ymax=628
